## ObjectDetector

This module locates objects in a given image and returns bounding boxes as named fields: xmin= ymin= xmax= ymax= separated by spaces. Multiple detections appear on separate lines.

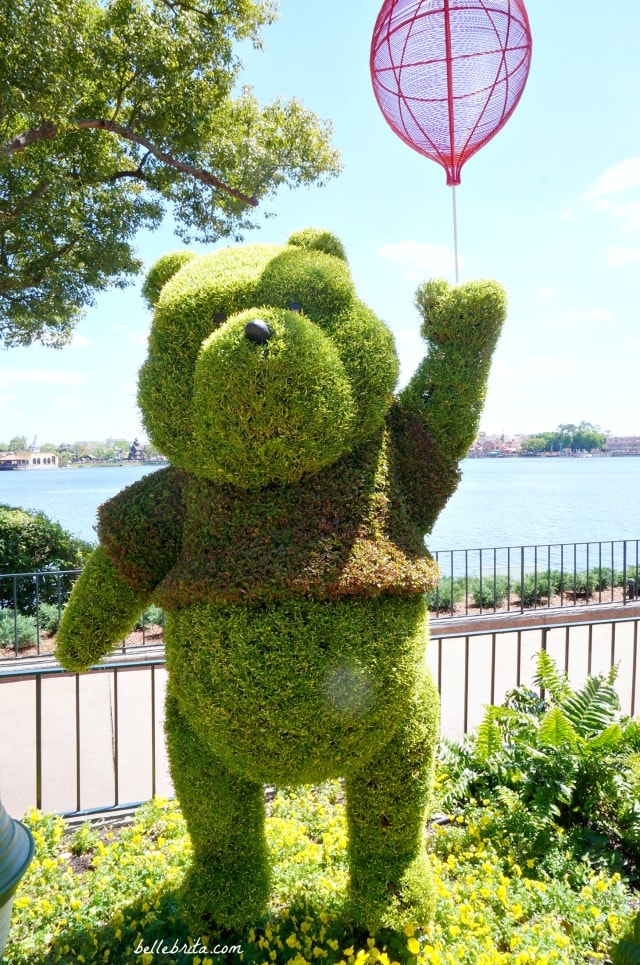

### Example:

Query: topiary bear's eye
xmin=213 ymin=311 xmax=227 ymax=325
xmin=288 ymin=301 xmax=302 ymax=313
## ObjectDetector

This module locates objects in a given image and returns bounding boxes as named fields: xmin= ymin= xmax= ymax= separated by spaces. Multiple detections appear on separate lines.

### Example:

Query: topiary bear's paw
xmin=54 ymin=546 xmax=149 ymax=673
xmin=415 ymin=278 xmax=506 ymax=352
xmin=179 ymin=854 xmax=270 ymax=934
xmin=348 ymin=850 xmax=436 ymax=932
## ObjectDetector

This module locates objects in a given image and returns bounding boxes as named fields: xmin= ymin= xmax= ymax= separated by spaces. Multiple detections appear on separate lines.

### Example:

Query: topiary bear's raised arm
xmin=390 ymin=279 xmax=506 ymax=534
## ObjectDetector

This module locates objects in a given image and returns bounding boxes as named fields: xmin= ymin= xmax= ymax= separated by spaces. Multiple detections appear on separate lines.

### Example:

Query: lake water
xmin=0 ymin=457 xmax=638 ymax=552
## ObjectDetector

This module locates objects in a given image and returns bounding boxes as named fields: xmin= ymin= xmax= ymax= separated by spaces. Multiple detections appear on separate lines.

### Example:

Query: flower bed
xmin=4 ymin=782 xmax=635 ymax=965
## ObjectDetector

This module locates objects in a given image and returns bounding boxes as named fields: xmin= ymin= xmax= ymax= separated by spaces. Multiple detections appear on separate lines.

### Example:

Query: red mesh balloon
xmin=370 ymin=0 xmax=532 ymax=185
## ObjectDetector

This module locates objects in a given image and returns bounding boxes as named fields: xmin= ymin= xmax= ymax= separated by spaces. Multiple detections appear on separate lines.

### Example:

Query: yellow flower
xmin=404 ymin=923 xmax=415 ymax=937
xmin=407 ymin=937 xmax=420 ymax=955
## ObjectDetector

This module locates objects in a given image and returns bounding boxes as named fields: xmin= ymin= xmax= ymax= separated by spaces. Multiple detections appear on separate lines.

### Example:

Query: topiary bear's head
xmin=138 ymin=229 xmax=399 ymax=489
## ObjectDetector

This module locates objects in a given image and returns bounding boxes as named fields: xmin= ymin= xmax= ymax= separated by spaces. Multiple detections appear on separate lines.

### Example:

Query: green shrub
xmin=519 ymin=572 xmax=554 ymax=605
xmin=0 ymin=610 xmax=37 ymax=649
xmin=0 ymin=504 xmax=92 ymax=611
xmin=425 ymin=576 xmax=464 ymax=612
xmin=558 ymin=571 xmax=595 ymax=597
xmin=134 ymin=604 xmax=164 ymax=630
xmin=36 ymin=602 xmax=63 ymax=634
xmin=439 ymin=651 xmax=640 ymax=877
xmin=469 ymin=574 xmax=510 ymax=608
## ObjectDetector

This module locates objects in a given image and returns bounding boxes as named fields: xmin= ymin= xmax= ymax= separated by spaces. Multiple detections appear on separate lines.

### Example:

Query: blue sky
xmin=2 ymin=0 xmax=640 ymax=445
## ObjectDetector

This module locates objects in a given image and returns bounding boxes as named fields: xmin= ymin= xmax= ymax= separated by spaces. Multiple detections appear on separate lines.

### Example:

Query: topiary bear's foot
xmin=347 ymin=849 xmax=436 ymax=932
xmin=179 ymin=851 xmax=270 ymax=933
xmin=166 ymin=693 xmax=270 ymax=932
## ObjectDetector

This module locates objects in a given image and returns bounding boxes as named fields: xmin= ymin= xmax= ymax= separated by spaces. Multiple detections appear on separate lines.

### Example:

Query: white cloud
xmin=584 ymin=157 xmax=640 ymax=200
xmin=0 ymin=369 xmax=88 ymax=386
xmin=559 ymin=307 xmax=614 ymax=324
xmin=127 ymin=333 xmax=148 ymax=347
xmin=493 ymin=356 xmax=575 ymax=384
xmin=606 ymin=246 xmax=640 ymax=266
xmin=536 ymin=287 xmax=557 ymax=300
xmin=378 ymin=240 xmax=459 ymax=281
xmin=69 ymin=333 xmax=91 ymax=348
xmin=592 ymin=198 xmax=640 ymax=232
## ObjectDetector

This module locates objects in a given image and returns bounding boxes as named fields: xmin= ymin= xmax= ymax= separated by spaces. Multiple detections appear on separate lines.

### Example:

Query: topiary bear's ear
xmin=142 ymin=250 xmax=197 ymax=309
xmin=287 ymin=227 xmax=348 ymax=263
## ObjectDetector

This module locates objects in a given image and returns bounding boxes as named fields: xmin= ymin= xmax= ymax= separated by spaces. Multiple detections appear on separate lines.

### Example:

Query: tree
xmin=0 ymin=0 xmax=342 ymax=347
xmin=0 ymin=504 xmax=93 ymax=610
xmin=8 ymin=435 xmax=27 ymax=451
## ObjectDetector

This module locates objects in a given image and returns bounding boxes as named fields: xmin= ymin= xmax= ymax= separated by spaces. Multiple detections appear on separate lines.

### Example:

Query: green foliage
xmin=133 ymin=604 xmax=164 ymax=631
xmin=287 ymin=226 xmax=348 ymax=262
xmin=521 ymin=422 xmax=606 ymax=452
xmin=519 ymin=571 xmax=555 ymax=605
xmin=439 ymin=652 xmax=640 ymax=878
xmin=0 ymin=0 xmax=341 ymax=346
xmin=425 ymin=576 xmax=464 ymax=612
xmin=55 ymin=547 xmax=148 ymax=672
xmin=0 ymin=610 xmax=37 ymax=649
xmin=36 ymin=602 xmax=63 ymax=634
xmin=0 ymin=504 xmax=92 ymax=610
xmin=469 ymin=574 xmax=510 ymax=608
xmin=69 ymin=822 xmax=100 ymax=857
xmin=141 ymin=250 xmax=196 ymax=310
xmin=400 ymin=278 xmax=507 ymax=464
xmin=6 ymin=789 xmax=635 ymax=964
xmin=190 ymin=306 xmax=356 ymax=487
xmin=164 ymin=595 xmax=438 ymax=931
xmin=612 ymin=912 xmax=640 ymax=965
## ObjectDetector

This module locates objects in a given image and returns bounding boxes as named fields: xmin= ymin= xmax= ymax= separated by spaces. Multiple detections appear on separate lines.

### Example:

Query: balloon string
xmin=452 ymin=185 xmax=459 ymax=284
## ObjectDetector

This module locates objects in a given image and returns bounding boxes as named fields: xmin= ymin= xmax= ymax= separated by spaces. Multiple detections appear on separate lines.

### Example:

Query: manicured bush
xmin=57 ymin=229 xmax=507 ymax=935
xmin=0 ymin=609 xmax=37 ymax=649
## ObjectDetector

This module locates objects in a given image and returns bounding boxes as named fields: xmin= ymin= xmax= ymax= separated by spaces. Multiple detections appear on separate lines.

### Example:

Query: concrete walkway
xmin=0 ymin=607 xmax=637 ymax=819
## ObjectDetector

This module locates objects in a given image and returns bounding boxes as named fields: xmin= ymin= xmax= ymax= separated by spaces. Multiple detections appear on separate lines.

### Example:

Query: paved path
xmin=0 ymin=608 xmax=637 ymax=819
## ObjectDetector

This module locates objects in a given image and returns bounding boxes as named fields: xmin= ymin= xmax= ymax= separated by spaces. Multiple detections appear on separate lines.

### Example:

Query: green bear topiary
xmin=55 ymin=227 xmax=506 ymax=933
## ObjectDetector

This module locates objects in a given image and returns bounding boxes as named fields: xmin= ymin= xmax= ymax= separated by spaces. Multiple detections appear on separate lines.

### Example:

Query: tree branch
xmin=3 ymin=118 xmax=259 ymax=206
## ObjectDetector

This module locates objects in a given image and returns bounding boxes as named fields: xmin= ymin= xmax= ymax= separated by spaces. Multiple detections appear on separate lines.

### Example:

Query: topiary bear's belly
xmin=164 ymin=594 xmax=432 ymax=785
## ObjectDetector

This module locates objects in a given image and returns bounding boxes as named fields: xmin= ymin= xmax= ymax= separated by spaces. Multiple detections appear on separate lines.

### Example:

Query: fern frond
xmin=533 ymin=650 xmax=571 ymax=703
xmin=562 ymin=674 xmax=620 ymax=736
xmin=476 ymin=706 xmax=504 ymax=763
xmin=538 ymin=707 xmax=579 ymax=749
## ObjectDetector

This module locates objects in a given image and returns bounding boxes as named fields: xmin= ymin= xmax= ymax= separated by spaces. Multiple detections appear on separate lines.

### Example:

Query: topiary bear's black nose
xmin=245 ymin=319 xmax=271 ymax=344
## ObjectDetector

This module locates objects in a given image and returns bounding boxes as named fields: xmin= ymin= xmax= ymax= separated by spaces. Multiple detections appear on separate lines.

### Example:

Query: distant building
xmin=0 ymin=449 xmax=60 ymax=470
xmin=127 ymin=438 xmax=146 ymax=462
xmin=605 ymin=435 xmax=640 ymax=455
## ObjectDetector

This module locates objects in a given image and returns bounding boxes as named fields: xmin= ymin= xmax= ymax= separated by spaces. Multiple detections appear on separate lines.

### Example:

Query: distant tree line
xmin=521 ymin=422 xmax=606 ymax=453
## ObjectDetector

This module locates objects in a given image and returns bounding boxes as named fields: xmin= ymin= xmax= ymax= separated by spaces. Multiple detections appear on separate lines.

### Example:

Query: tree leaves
xmin=0 ymin=0 xmax=341 ymax=345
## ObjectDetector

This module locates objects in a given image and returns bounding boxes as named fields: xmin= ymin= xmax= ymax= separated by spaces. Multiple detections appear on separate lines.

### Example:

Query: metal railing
xmin=0 ymin=537 xmax=638 ymax=658
xmin=430 ymin=538 xmax=639 ymax=617
xmin=0 ymin=614 xmax=637 ymax=818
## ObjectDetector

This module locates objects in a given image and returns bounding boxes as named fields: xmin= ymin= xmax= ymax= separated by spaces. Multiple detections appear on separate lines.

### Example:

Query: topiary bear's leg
xmin=345 ymin=667 xmax=439 ymax=931
xmin=165 ymin=692 xmax=270 ymax=931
